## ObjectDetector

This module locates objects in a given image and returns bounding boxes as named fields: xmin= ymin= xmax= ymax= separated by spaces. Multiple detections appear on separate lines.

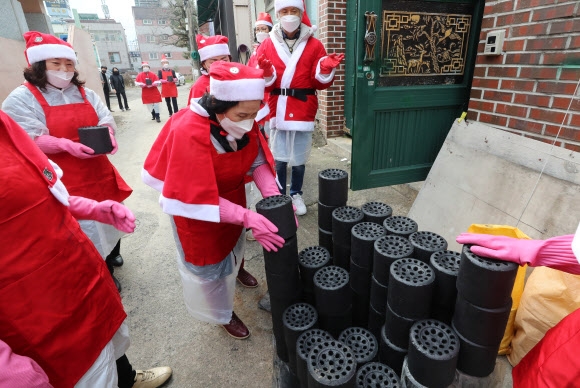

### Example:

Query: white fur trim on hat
xmin=199 ymin=44 xmax=230 ymax=62
xmin=256 ymin=20 xmax=273 ymax=27
xmin=275 ymin=0 xmax=304 ymax=13
xmin=27 ymin=44 xmax=76 ymax=65
xmin=210 ymin=78 xmax=266 ymax=101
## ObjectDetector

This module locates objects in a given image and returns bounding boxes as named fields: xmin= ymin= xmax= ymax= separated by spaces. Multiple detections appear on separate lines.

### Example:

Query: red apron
xmin=0 ymin=113 xmax=126 ymax=388
xmin=173 ymin=126 xmax=260 ymax=266
xmin=136 ymin=72 xmax=162 ymax=104
xmin=24 ymin=82 xmax=132 ymax=203
xmin=160 ymin=69 xmax=178 ymax=98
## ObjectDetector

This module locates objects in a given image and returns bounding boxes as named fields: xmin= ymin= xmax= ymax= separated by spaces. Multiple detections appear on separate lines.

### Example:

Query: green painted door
xmin=345 ymin=0 xmax=484 ymax=190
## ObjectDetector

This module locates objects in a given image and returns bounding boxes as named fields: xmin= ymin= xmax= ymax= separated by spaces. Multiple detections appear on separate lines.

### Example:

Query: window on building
xmin=163 ymin=52 xmax=172 ymax=59
xmin=149 ymin=52 xmax=159 ymax=59
xmin=161 ymin=34 xmax=169 ymax=41
xmin=146 ymin=35 xmax=156 ymax=43
xmin=158 ymin=19 xmax=167 ymax=25
xmin=143 ymin=19 xmax=152 ymax=24
xmin=109 ymin=52 xmax=122 ymax=63
xmin=94 ymin=34 xmax=100 ymax=41
xmin=132 ymin=57 xmax=139 ymax=63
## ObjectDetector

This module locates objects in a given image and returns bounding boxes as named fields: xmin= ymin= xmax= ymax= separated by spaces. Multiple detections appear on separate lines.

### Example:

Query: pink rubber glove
xmin=160 ymin=79 xmax=168 ymax=83
xmin=68 ymin=196 xmax=136 ymax=233
xmin=34 ymin=135 xmax=96 ymax=159
xmin=106 ymin=126 xmax=118 ymax=155
xmin=219 ymin=197 xmax=285 ymax=252
xmin=320 ymin=53 xmax=345 ymax=74
xmin=456 ymin=233 xmax=580 ymax=274
xmin=0 ymin=341 xmax=52 ymax=388
xmin=257 ymin=54 xmax=274 ymax=78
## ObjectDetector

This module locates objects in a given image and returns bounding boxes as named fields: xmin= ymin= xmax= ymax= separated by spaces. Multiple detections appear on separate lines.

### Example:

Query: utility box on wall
xmin=483 ymin=30 xmax=505 ymax=55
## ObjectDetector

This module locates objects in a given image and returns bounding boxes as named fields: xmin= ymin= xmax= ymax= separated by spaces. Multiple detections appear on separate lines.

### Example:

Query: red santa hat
xmin=141 ymin=62 xmax=150 ymax=68
xmin=209 ymin=61 xmax=265 ymax=102
xmin=23 ymin=31 xmax=77 ymax=66
xmin=275 ymin=0 xmax=315 ymax=29
xmin=160 ymin=54 xmax=169 ymax=63
xmin=255 ymin=12 xmax=273 ymax=28
xmin=197 ymin=35 xmax=230 ymax=62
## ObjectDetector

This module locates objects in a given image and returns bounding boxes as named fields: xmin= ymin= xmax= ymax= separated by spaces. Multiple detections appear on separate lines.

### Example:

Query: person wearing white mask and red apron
xmin=2 ymin=31 xmax=132 ymax=291
xmin=158 ymin=55 xmax=179 ymax=117
xmin=135 ymin=61 xmax=162 ymax=122
xmin=143 ymin=61 xmax=286 ymax=339
xmin=0 ymin=110 xmax=171 ymax=388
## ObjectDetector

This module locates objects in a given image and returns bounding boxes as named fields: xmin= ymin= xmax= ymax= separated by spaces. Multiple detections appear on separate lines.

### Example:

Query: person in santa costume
xmin=0 ymin=110 xmax=172 ymax=388
xmin=187 ymin=35 xmax=231 ymax=105
xmin=457 ymin=227 xmax=580 ymax=386
xmin=142 ymin=61 xmax=287 ymax=339
xmin=135 ymin=62 xmax=163 ymax=122
xmin=157 ymin=55 xmax=179 ymax=117
xmin=2 ymin=31 xmax=132 ymax=292
xmin=256 ymin=0 xmax=344 ymax=216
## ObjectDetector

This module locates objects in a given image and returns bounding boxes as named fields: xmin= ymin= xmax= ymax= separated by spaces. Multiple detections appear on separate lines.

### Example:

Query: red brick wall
xmin=318 ymin=0 xmax=347 ymax=138
xmin=468 ymin=0 xmax=580 ymax=151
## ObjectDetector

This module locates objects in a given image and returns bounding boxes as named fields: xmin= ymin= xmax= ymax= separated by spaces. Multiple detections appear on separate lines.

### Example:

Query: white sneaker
xmin=292 ymin=194 xmax=307 ymax=216
xmin=133 ymin=366 xmax=172 ymax=388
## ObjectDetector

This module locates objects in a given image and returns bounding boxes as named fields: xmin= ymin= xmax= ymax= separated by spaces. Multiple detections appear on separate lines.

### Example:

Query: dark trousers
xmin=275 ymin=161 xmax=306 ymax=196
xmin=116 ymin=91 xmax=129 ymax=110
xmin=165 ymin=97 xmax=178 ymax=115
xmin=105 ymin=239 xmax=121 ymax=275
xmin=103 ymin=88 xmax=111 ymax=110
xmin=116 ymin=354 xmax=136 ymax=388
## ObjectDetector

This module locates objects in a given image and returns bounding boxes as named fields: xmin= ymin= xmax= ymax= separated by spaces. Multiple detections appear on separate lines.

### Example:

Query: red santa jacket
xmin=136 ymin=71 xmax=162 ymax=104
xmin=187 ymin=74 xmax=210 ymax=105
xmin=256 ymin=26 xmax=336 ymax=131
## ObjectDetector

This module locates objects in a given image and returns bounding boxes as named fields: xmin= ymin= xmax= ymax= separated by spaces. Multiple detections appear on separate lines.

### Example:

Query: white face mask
xmin=218 ymin=115 xmax=254 ymax=140
xmin=46 ymin=70 xmax=74 ymax=88
xmin=163 ymin=64 xmax=169 ymax=69
xmin=280 ymin=15 xmax=301 ymax=33
xmin=143 ymin=67 xmax=150 ymax=72
xmin=256 ymin=32 xmax=269 ymax=43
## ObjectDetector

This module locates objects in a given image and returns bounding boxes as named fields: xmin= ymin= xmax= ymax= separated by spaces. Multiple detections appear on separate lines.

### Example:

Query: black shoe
xmin=126 ymin=108 xmax=131 ymax=111
xmin=112 ymin=274 xmax=122 ymax=293
xmin=107 ymin=254 xmax=124 ymax=267
xmin=155 ymin=114 xmax=161 ymax=123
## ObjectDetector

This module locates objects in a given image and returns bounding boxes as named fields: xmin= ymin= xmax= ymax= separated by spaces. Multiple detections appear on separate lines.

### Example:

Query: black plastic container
xmin=384 ymin=302 xmax=415 ymax=349
xmin=299 ymin=246 xmax=331 ymax=297
xmin=387 ymin=258 xmax=435 ymax=319
xmin=332 ymin=206 xmax=365 ymax=242
xmin=355 ymin=362 xmax=400 ymax=388
xmin=314 ymin=266 xmax=350 ymax=315
xmin=256 ymin=194 xmax=297 ymax=239
xmin=333 ymin=241 xmax=352 ymax=271
xmin=407 ymin=320 xmax=459 ymax=388
xmin=318 ymin=201 xmax=342 ymax=231
xmin=383 ymin=216 xmax=418 ymax=238
xmin=350 ymin=258 xmax=372 ymax=296
xmin=452 ymin=294 xmax=512 ymax=346
xmin=307 ymin=340 xmax=357 ymax=388
xmin=351 ymin=222 xmax=387 ymax=269
xmin=167 ymin=75 xmax=173 ymax=82
xmin=318 ymin=169 xmax=349 ymax=207
xmin=408 ymin=231 xmax=448 ymax=264
xmin=145 ymin=78 xmax=152 ymax=85
xmin=367 ymin=304 xmax=385 ymax=341
xmin=283 ymin=303 xmax=319 ymax=374
xmin=452 ymin=322 xmax=500 ymax=378
xmin=457 ymin=245 xmax=519 ymax=309
xmin=263 ymin=235 xmax=299 ymax=275
xmin=78 ymin=126 xmax=114 ymax=154
xmin=361 ymin=202 xmax=393 ymax=225
xmin=379 ymin=324 xmax=407 ymax=377
xmin=319 ymin=227 xmax=334 ymax=256
xmin=296 ymin=329 xmax=334 ymax=388
xmin=265 ymin=264 xmax=300 ymax=298
xmin=351 ymin=287 xmax=370 ymax=328
xmin=339 ymin=327 xmax=379 ymax=367
xmin=318 ymin=306 xmax=353 ymax=338
xmin=373 ymin=235 xmax=414 ymax=286
xmin=429 ymin=250 xmax=461 ymax=324
xmin=369 ymin=275 xmax=389 ymax=314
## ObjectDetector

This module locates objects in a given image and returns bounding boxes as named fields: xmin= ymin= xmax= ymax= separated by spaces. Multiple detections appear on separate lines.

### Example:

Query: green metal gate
xmin=345 ymin=0 xmax=484 ymax=190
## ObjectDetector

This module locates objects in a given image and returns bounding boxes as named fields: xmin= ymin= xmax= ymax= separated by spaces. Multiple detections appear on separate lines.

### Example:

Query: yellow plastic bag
xmin=466 ymin=224 xmax=528 ymax=355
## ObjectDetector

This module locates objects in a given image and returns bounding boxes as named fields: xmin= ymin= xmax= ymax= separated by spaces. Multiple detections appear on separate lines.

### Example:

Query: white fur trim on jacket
xmin=48 ymin=159 xmax=70 ymax=206
xmin=256 ymin=104 xmax=270 ymax=123
xmin=27 ymin=44 xmax=77 ymax=64
xmin=198 ymin=44 xmax=230 ymax=62
xmin=315 ymin=56 xmax=336 ymax=84
xmin=189 ymin=100 xmax=210 ymax=116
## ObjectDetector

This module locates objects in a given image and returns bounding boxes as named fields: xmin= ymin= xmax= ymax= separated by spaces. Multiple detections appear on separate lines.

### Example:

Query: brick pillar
xmin=318 ymin=0 xmax=347 ymax=138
